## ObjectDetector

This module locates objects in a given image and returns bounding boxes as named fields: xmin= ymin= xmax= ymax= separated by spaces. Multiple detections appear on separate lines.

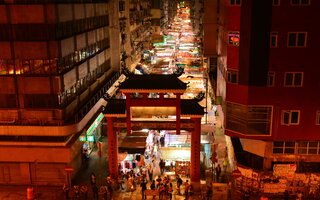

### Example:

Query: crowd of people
xmin=62 ymin=172 xmax=115 ymax=200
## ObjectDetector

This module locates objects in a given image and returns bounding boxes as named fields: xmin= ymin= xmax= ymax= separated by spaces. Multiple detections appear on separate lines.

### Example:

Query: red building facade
xmin=218 ymin=0 xmax=320 ymax=171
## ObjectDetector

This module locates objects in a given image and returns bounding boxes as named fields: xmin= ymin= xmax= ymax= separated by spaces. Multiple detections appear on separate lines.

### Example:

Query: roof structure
xmin=118 ymin=74 xmax=188 ymax=93
xmin=103 ymin=98 xmax=204 ymax=117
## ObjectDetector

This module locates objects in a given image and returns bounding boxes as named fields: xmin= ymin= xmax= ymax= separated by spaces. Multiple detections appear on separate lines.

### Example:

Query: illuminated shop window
xmin=267 ymin=72 xmax=275 ymax=87
xmin=228 ymin=32 xmax=240 ymax=46
xmin=316 ymin=111 xmax=320 ymax=125
xmin=270 ymin=32 xmax=278 ymax=47
xmin=227 ymin=70 xmax=238 ymax=84
xmin=282 ymin=110 xmax=300 ymax=125
xmin=288 ymin=32 xmax=307 ymax=47
xmin=284 ymin=72 xmax=303 ymax=87
xmin=230 ymin=0 xmax=241 ymax=5
xmin=291 ymin=0 xmax=310 ymax=5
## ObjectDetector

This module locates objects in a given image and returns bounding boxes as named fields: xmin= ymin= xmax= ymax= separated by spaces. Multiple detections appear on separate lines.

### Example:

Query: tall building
xmin=0 ymin=0 xmax=121 ymax=185
xmin=216 ymin=0 xmax=320 ymax=171
xmin=119 ymin=0 xmax=151 ymax=71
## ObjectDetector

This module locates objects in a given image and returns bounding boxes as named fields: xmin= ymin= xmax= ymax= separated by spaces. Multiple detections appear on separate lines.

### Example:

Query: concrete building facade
xmin=0 ymin=0 xmax=122 ymax=185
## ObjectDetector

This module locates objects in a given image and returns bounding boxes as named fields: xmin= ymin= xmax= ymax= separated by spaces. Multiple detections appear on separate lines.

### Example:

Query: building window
xmin=282 ymin=110 xmax=300 ymax=125
xmin=273 ymin=0 xmax=280 ymax=5
xmin=267 ymin=72 xmax=275 ymax=87
xmin=227 ymin=70 xmax=238 ymax=83
xmin=274 ymin=141 xmax=320 ymax=155
xmin=273 ymin=141 xmax=295 ymax=154
xmin=230 ymin=0 xmax=241 ymax=5
xmin=119 ymin=1 xmax=125 ymax=12
xmin=316 ymin=111 xmax=320 ymax=125
xmin=288 ymin=32 xmax=307 ymax=47
xmin=284 ymin=72 xmax=303 ymax=87
xmin=297 ymin=141 xmax=319 ymax=154
xmin=270 ymin=32 xmax=278 ymax=47
xmin=291 ymin=0 xmax=310 ymax=5
xmin=228 ymin=32 xmax=240 ymax=46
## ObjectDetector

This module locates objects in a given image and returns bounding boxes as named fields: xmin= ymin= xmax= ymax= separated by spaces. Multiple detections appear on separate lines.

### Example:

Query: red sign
xmin=65 ymin=165 xmax=74 ymax=174
xmin=232 ymin=169 xmax=242 ymax=179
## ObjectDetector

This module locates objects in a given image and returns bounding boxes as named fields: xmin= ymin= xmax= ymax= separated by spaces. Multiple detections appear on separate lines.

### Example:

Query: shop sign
xmin=232 ymin=169 xmax=242 ymax=179
xmin=87 ymin=135 xmax=95 ymax=142
xmin=79 ymin=135 xmax=86 ymax=141
xmin=273 ymin=164 xmax=296 ymax=179
xmin=86 ymin=113 xmax=104 ymax=135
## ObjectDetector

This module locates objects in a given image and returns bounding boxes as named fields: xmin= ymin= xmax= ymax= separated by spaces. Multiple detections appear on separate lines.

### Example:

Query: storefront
xmin=79 ymin=112 xmax=104 ymax=157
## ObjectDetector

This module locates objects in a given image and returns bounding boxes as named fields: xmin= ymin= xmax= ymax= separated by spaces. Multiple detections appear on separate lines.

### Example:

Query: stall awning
xmin=118 ymin=131 xmax=147 ymax=154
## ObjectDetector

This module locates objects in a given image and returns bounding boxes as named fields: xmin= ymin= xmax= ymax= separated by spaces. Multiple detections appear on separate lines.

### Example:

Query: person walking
xmin=159 ymin=183 xmax=165 ymax=200
xmin=223 ymin=157 xmax=228 ymax=172
xmin=80 ymin=185 xmax=88 ymax=200
xmin=92 ymin=184 xmax=99 ymax=200
xmin=184 ymin=180 xmax=190 ymax=200
xmin=168 ymin=183 xmax=173 ymax=200
xmin=141 ymin=179 xmax=147 ymax=200
xmin=160 ymin=159 xmax=166 ymax=175
xmin=176 ymin=175 xmax=183 ymax=195
xmin=189 ymin=185 xmax=194 ymax=198
xmin=215 ymin=164 xmax=221 ymax=182
xmin=90 ymin=172 xmax=97 ymax=186
xmin=63 ymin=184 xmax=70 ymax=200
xmin=205 ymin=185 xmax=212 ymax=200
xmin=150 ymin=180 xmax=156 ymax=190
xmin=73 ymin=185 xmax=80 ymax=199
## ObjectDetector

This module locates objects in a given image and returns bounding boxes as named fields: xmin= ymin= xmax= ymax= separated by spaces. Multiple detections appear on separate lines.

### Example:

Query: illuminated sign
xmin=87 ymin=135 xmax=95 ymax=142
xmin=79 ymin=135 xmax=86 ymax=141
xmin=86 ymin=113 xmax=104 ymax=135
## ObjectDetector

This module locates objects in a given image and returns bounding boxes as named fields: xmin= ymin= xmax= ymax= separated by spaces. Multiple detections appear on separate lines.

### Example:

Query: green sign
xmin=79 ymin=135 xmax=86 ymax=141
xmin=86 ymin=113 xmax=104 ymax=135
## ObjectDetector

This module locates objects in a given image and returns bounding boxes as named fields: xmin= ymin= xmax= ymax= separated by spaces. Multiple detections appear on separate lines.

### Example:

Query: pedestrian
xmin=260 ymin=194 xmax=268 ymax=200
xmin=159 ymin=183 xmax=165 ymax=200
xmin=74 ymin=185 xmax=80 ymax=199
xmin=92 ymin=184 xmax=99 ymax=200
xmin=118 ymin=172 xmax=124 ymax=190
xmin=184 ymin=180 xmax=190 ymax=200
xmin=63 ymin=184 xmax=70 ymax=200
xmin=160 ymin=159 xmax=166 ymax=175
xmin=80 ymin=185 xmax=88 ymax=200
xmin=160 ymin=135 xmax=165 ymax=147
xmin=176 ymin=175 xmax=183 ymax=195
xmin=296 ymin=190 xmax=303 ymax=200
xmin=205 ymin=185 xmax=212 ymax=200
xmin=103 ymin=186 xmax=109 ymax=200
xmin=168 ymin=183 xmax=173 ymax=200
xmin=150 ymin=180 xmax=156 ymax=190
xmin=243 ymin=189 xmax=251 ymax=200
xmin=148 ymin=166 xmax=153 ymax=182
xmin=223 ymin=157 xmax=228 ymax=171
xmin=156 ymin=176 xmax=162 ymax=188
xmin=141 ymin=179 xmax=147 ymax=200
xmin=215 ymin=164 xmax=221 ymax=182
xmin=283 ymin=190 xmax=290 ymax=200
xmin=189 ymin=185 xmax=194 ymax=197
xmin=90 ymin=172 xmax=96 ymax=186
